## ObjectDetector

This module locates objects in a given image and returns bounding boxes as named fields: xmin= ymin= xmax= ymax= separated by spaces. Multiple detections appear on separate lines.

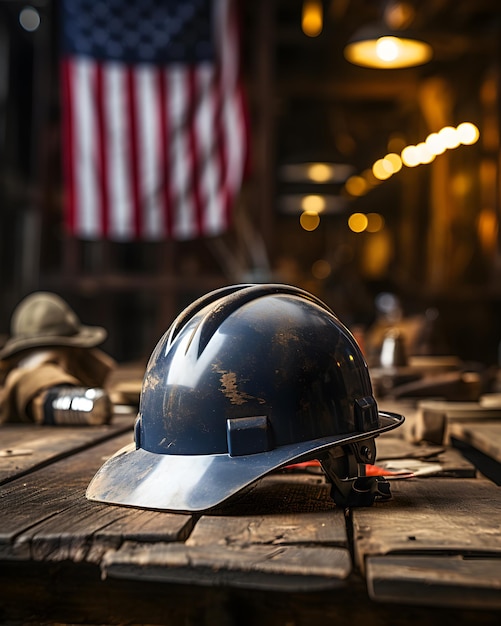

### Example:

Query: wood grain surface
xmin=0 ymin=413 xmax=135 ymax=484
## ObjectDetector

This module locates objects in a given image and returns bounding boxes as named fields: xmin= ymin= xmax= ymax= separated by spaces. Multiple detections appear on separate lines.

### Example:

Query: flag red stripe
xmin=223 ymin=0 xmax=237 ymax=228
xmin=95 ymin=64 xmax=109 ymax=238
xmin=157 ymin=69 xmax=173 ymax=238
xmin=187 ymin=66 xmax=204 ymax=236
xmin=126 ymin=67 xmax=142 ymax=239
xmin=216 ymin=0 xmax=240 ymax=228
xmin=61 ymin=58 xmax=76 ymax=234
xmin=213 ymin=67 xmax=231 ymax=227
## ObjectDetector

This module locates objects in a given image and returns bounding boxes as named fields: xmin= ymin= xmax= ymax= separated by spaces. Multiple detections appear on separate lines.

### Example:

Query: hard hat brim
xmin=86 ymin=412 xmax=404 ymax=513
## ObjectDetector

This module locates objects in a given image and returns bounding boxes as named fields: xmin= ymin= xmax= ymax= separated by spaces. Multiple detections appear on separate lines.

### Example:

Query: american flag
xmin=60 ymin=0 xmax=249 ymax=240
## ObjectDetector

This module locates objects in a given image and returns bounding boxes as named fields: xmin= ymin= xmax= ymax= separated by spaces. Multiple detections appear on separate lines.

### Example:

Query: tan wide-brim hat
xmin=0 ymin=292 xmax=107 ymax=360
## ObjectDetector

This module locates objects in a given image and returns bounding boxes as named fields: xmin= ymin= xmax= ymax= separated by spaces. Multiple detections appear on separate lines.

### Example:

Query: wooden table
xmin=1 ymin=406 xmax=501 ymax=625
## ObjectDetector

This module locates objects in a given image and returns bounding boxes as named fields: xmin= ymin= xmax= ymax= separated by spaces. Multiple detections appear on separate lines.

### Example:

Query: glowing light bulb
xmin=456 ymin=122 xmax=479 ymax=145
xmin=425 ymin=132 xmax=446 ymax=155
xmin=401 ymin=145 xmax=420 ymax=167
xmin=372 ymin=159 xmax=393 ymax=180
xmin=416 ymin=142 xmax=435 ymax=164
xmin=384 ymin=153 xmax=403 ymax=173
xmin=376 ymin=37 xmax=400 ymax=61
xmin=438 ymin=126 xmax=460 ymax=149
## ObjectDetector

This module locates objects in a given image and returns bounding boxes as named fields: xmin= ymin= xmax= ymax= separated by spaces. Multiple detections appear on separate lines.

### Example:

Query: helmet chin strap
xmin=320 ymin=439 xmax=392 ymax=508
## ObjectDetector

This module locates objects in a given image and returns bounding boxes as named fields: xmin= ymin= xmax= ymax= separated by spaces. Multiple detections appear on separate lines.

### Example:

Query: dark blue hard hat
xmin=87 ymin=284 xmax=404 ymax=511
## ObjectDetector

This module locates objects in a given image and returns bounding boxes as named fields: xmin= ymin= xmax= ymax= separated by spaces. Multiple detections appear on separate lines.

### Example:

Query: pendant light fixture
xmin=344 ymin=2 xmax=433 ymax=69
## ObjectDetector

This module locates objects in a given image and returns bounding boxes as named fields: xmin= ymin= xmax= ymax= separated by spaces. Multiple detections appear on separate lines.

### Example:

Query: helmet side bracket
xmin=320 ymin=438 xmax=391 ymax=508
xmin=227 ymin=415 xmax=273 ymax=456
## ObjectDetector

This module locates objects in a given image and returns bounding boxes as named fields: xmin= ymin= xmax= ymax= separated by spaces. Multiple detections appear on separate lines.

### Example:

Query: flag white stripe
xmin=169 ymin=65 xmax=195 ymax=240
xmin=136 ymin=65 xmax=164 ymax=238
xmin=220 ymin=0 xmax=246 ymax=197
xmin=225 ymin=91 xmax=246 ymax=193
xmin=195 ymin=64 xmax=222 ymax=235
xmin=105 ymin=63 xmax=133 ymax=239
xmin=73 ymin=59 xmax=99 ymax=238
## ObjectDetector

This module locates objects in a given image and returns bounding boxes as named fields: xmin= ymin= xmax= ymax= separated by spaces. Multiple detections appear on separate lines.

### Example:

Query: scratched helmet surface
xmin=87 ymin=284 xmax=404 ymax=512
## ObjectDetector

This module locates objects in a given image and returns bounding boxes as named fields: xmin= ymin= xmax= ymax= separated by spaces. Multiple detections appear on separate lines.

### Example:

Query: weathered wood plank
xmin=14 ymin=499 xmax=193 ymax=564
xmin=449 ymin=422 xmax=501 ymax=464
xmin=415 ymin=400 xmax=501 ymax=444
xmin=375 ymin=436 xmax=476 ymax=477
xmin=0 ymin=414 xmax=135 ymax=485
xmin=366 ymin=554 xmax=501 ymax=609
xmin=375 ymin=436 xmax=446 ymax=460
xmin=100 ymin=470 xmax=349 ymax=591
xmin=4 ymin=559 xmax=499 ymax=626
xmin=213 ymin=472 xmax=337 ymax=515
xmin=186 ymin=510 xmax=346 ymax=548
xmin=102 ymin=539 xmax=352 ymax=591
xmin=354 ymin=478 xmax=501 ymax=608
xmin=353 ymin=478 xmax=501 ymax=570
xmin=0 ymin=431 xmax=192 ymax=562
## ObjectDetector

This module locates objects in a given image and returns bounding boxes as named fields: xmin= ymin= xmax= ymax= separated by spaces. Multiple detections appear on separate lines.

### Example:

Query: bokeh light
xmin=301 ymin=194 xmax=326 ymax=213
xmin=416 ymin=142 xmax=435 ymax=164
xmin=302 ymin=0 xmax=323 ymax=37
xmin=19 ymin=6 xmax=40 ymax=32
xmin=307 ymin=163 xmax=333 ymax=182
xmin=300 ymin=211 xmax=321 ymax=231
xmin=372 ymin=158 xmax=393 ymax=180
xmin=366 ymin=212 xmax=385 ymax=232
xmin=456 ymin=122 xmax=479 ymax=145
xmin=384 ymin=152 xmax=403 ymax=173
xmin=348 ymin=212 xmax=368 ymax=233
xmin=401 ymin=145 xmax=420 ymax=167
xmin=312 ymin=259 xmax=332 ymax=279
xmin=425 ymin=132 xmax=447 ymax=155
xmin=438 ymin=126 xmax=460 ymax=149
xmin=345 ymin=175 xmax=369 ymax=196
